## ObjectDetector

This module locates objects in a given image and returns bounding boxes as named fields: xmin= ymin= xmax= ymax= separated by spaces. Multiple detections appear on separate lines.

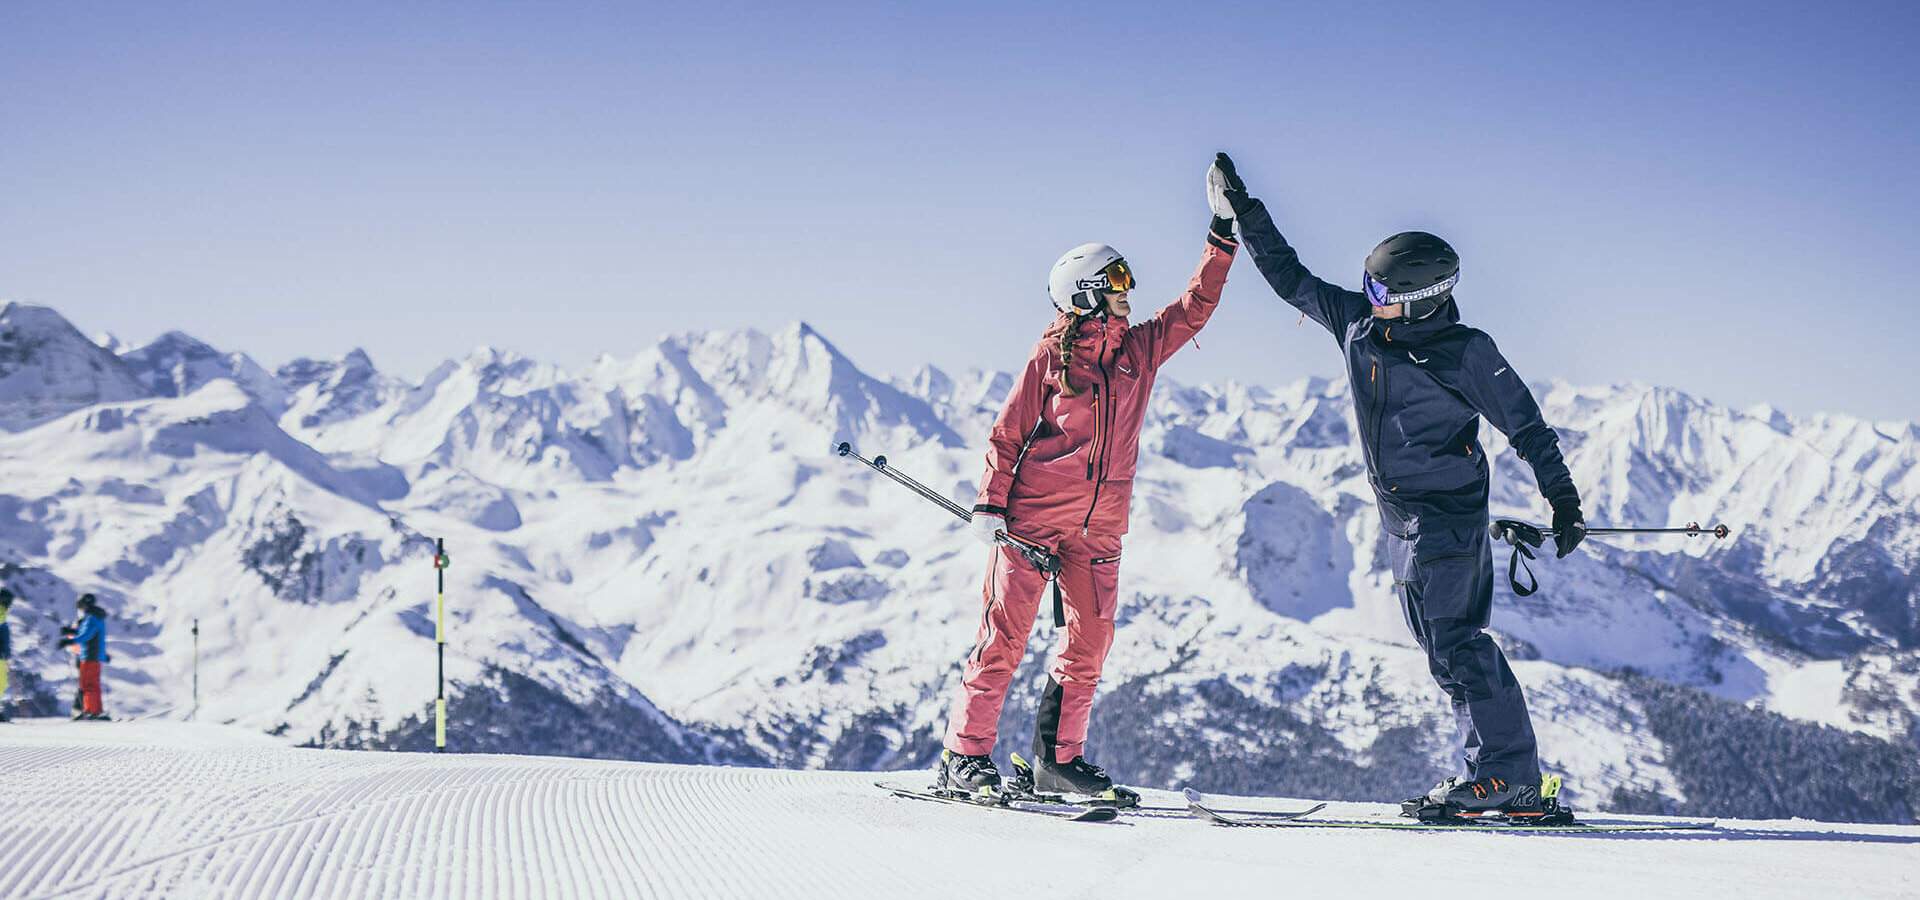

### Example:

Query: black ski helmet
xmin=1363 ymin=231 xmax=1459 ymax=321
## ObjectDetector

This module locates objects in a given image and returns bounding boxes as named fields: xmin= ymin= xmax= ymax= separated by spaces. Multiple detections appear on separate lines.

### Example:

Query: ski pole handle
xmin=996 ymin=530 xmax=1062 ymax=578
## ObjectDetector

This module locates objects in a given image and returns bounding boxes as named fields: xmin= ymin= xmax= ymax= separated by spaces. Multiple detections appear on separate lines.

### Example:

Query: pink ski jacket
xmin=975 ymin=226 xmax=1238 ymax=536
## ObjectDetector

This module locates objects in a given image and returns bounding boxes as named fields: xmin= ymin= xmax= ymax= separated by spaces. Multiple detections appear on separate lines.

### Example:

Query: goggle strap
xmin=1380 ymin=271 xmax=1459 ymax=304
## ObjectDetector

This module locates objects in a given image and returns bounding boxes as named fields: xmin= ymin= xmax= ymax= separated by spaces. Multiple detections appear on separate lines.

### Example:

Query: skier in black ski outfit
xmin=1207 ymin=153 xmax=1586 ymax=818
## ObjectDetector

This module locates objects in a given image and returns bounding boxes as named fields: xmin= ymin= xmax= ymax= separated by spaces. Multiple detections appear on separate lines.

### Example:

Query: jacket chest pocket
xmin=1107 ymin=345 xmax=1144 ymax=389
xmin=1094 ymin=350 xmax=1144 ymax=426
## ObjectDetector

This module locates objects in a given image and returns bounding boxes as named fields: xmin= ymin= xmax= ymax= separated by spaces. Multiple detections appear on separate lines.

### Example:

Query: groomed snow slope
xmin=1 ymin=723 xmax=1915 ymax=900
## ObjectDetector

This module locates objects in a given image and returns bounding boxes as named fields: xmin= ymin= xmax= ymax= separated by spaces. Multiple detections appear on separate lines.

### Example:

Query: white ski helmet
xmin=1047 ymin=243 xmax=1133 ymax=315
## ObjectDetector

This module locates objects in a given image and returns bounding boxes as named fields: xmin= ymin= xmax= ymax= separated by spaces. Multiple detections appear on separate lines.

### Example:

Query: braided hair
xmin=1053 ymin=310 xmax=1086 ymax=398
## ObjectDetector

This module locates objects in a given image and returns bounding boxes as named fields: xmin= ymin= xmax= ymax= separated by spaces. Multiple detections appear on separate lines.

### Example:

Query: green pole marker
xmin=434 ymin=538 xmax=449 ymax=752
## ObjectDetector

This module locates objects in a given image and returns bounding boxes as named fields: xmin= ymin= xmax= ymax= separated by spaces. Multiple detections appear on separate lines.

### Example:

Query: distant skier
xmin=0 ymin=589 xmax=12 ymax=723
xmin=59 ymin=594 xmax=110 ymax=721
xmin=939 ymin=206 xmax=1240 ymax=797
xmin=1208 ymin=153 xmax=1586 ymax=818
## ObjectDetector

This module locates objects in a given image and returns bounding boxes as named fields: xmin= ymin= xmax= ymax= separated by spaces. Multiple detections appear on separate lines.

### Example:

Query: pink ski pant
xmin=943 ymin=527 xmax=1121 ymax=763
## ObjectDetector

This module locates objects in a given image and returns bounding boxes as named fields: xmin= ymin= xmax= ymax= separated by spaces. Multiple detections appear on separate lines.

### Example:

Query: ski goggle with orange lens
xmin=1100 ymin=259 xmax=1134 ymax=293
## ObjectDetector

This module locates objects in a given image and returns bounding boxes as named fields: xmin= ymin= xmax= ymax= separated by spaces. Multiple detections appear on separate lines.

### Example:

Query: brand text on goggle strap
xmin=1383 ymin=273 xmax=1459 ymax=302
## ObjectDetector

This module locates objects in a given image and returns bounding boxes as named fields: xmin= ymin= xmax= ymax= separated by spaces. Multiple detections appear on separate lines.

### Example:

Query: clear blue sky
xmin=3 ymin=1 xmax=1917 ymax=421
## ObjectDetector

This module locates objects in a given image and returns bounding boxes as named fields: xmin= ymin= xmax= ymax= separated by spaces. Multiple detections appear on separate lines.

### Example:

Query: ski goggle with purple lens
xmin=1363 ymin=270 xmax=1459 ymax=307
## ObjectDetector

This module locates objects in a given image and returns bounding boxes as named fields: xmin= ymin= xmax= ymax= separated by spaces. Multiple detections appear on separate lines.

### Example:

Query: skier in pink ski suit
xmin=937 ymin=213 xmax=1238 ymax=797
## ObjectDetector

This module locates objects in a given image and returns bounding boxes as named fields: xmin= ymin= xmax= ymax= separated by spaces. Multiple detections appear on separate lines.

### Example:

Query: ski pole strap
xmin=1487 ymin=518 xmax=1545 ymax=596
xmin=1507 ymin=542 xmax=1539 ymax=597
xmin=1052 ymin=579 xmax=1065 ymax=628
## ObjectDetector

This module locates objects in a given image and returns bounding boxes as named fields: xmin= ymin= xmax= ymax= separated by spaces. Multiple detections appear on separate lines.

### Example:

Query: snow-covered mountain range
xmin=1 ymin=300 xmax=1915 ymax=822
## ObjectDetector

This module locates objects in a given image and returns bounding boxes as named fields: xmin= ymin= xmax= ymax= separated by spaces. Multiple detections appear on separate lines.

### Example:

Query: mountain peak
xmin=0 ymin=302 xmax=151 ymax=429
xmin=141 ymin=330 xmax=218 ymax=355
xmin=121 ymin=329 xmax=289 ymax=414
xmin=278 ymin=348 xmax=380 ymax=392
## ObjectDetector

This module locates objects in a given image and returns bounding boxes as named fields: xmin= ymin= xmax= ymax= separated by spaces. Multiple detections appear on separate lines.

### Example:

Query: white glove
xmin=969 ymin=512 xmax=1006 ymax=546
xmin=1206 ymin=162 xmax=1237 ymax=220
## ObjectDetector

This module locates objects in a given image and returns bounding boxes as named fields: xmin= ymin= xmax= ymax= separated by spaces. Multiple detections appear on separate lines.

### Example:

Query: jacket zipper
xmin=1087 ymin=383 xmax=1101 ymax=479
xmin=1082 ymin=326 xmax=1114 ymax=536
xmin=1369 ymin=350 xmax=1389 ymax=492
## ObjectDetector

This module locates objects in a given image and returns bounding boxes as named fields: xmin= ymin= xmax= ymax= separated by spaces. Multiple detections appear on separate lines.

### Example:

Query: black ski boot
xmin=1402 ymin=774 xmax=1574 ymax=824
xmin=1002 ymin=753 xmax=1137 ymax=807
xmin=936 ymin=749 xmax=1001 ymax=798
xmin=1021 ymin=676 xmax=1139 ymax=806
xmin=1032 ymin=754 xmax=1114 ymax=795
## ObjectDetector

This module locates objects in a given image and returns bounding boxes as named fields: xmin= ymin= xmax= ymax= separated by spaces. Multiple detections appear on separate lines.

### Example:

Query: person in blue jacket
xmin=0 ymin=589 xmax=13 ymax=723
xmin=1208 ymin=153 xmax=1586 ymax=818
xmin=59 ymin=594 xmax=110 ymax=721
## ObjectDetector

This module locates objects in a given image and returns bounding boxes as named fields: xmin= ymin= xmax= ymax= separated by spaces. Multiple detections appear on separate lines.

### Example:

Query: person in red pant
xmin=60 ymin=594 xmax=109 ymax=720
xmin=938 ymin=201 xmax=1239 ymax=798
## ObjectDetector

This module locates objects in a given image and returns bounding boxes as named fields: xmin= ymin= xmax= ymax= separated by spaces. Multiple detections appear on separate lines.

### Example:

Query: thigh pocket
xmin=1090 ymin=553 xmax=1121 ymax=619
xmin=1387 ymin=535 xmax=1418 ymax=585
xmin=1407 ymin=528 xmax=1480 ymax=618
xmin=1414 ymin=555 xmax=1478 ymax=620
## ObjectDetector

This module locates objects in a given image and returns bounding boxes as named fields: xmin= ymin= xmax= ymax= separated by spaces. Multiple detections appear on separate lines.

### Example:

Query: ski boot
xmin=1022 ymin=677 xmax=1140 ymax=807
xmin=1402 ymin=773 xmax=1575 ymax=825
xmin=934 ymin=749 xmax=1002 ymax=800
xmin=1008 ymin=752 xmax=1140 ymax=808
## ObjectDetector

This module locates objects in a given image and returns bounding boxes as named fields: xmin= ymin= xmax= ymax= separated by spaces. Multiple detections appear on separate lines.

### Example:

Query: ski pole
xmin=1491 ymin=519 xmax=1732 ymax=544
xmin=433 ymin=539 xmax=450 ymax=753
xmin=1488 ymin=518 xmax=1732 ymax=596
xmin=836 ymin=442 xmax=971 ymax=520
xmin=1570 ymin=524 xmax=1732 ymax=538
xmin=834 ymin=442 xmax=1061 ymax=580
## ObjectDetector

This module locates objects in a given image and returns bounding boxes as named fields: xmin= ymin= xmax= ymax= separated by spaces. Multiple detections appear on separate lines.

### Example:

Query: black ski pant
xmin=1387 ymin=525 xmax=1541 ymax=784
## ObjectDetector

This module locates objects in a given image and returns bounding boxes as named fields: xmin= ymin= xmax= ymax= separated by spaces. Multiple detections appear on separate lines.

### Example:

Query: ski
xmin=1000 ymin=754 xmax=1312 ymax=818
xmin=1184 ymin=790 xmax=1714 ymax=833
xmin=1164 ymin=794 xmax=1329 ymax=821
xmin=875 ymin=782 xmax=1120 ymax=822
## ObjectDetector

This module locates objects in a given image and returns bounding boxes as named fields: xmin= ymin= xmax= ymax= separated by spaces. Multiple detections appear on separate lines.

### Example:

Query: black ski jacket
xmin=1237 ymin=200 xmax=1578 ymax=535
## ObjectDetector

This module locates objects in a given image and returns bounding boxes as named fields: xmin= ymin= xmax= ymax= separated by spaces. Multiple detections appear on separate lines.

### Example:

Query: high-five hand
xmin=1207 ymin=151 xmax=1250 ymax=219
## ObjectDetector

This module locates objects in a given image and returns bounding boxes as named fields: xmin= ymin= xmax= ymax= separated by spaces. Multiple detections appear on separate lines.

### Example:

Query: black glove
xmin=1207 ymin=152 xmax=1254 ymax=218
xmin=1551 ymin=501 xmax=1587 ymax=558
